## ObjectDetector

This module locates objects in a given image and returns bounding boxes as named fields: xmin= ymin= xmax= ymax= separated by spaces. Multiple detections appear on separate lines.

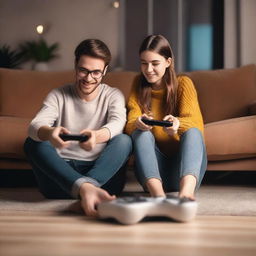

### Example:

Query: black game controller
xmin=59 ymin=134 xmax=89 ymax=142
xmin=141 ymin=118 xmax=173 ymax=127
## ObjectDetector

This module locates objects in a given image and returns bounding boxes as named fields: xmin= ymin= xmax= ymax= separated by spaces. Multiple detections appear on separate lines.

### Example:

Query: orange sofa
xmin=0 ymin=64 xmax=256 ymax=171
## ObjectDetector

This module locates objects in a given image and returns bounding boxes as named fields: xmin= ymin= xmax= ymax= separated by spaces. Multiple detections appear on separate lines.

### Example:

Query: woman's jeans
xmin=24 ymin=134 xmax=132 ymax=199
xmin=131 ymin=128 xmax=207 ymax=192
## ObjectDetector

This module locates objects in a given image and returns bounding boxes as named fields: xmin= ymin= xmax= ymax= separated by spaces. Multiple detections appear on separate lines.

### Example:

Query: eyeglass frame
xmin=76 ymin=66 xmax=107 ymax=79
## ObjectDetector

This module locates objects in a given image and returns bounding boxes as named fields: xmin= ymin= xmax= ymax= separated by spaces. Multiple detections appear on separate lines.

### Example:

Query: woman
xmin=125 ymin=35 xmax=207 ymax=200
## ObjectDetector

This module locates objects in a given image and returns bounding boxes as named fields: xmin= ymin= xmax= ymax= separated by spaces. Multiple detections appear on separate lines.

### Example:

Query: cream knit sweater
xmin=29 ymin=83 xmax=126 ymax=161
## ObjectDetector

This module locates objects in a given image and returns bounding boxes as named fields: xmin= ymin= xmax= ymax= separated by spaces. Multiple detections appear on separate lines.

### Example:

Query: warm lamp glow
xmin=112 ymin=1 xmax=120 ymax=8
xmin=36 ymin=25 xmax=44 ymax=34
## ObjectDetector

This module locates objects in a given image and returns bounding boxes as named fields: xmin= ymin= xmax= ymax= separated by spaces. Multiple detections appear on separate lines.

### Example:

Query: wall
xmin=224 ymin=0 xmax=256 ymax=68
xmin=124 ymin=0 xmax=148 ymax=71
xmin=124 ymin=0 xmax=216 ymax=72
xmin=240 ymin=0 xmax=256 ymax=66
xmin=1 ymin=0 xmax=255 ymax=71
xmin=0 ymin=0 xmax=120 ymax=71
xmin=224 ymin=0 xmax=238 ymax=68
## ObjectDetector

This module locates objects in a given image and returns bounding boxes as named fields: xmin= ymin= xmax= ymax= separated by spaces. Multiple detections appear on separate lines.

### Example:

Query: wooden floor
xmin=0 ymin=211 xmax=255 ymax=256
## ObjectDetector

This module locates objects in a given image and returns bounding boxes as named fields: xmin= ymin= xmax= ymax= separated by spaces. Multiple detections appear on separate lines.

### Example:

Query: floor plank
xmin=0 ymin=213 xmax=255 ymax=256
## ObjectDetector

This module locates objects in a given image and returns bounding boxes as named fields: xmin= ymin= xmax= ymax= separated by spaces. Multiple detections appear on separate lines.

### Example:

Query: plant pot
xmin=33 ymin=62 xmax=49 ymax=71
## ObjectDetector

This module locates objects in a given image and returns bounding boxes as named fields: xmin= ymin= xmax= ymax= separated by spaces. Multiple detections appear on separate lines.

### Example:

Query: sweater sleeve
xmin=102 ymin=88 xmax=127 ymax=138
xmin=177 ymin=76 xmax=204 ymax=135
xmin=28 ymin=89 xmax=60 ymax=141
xmin=124 ymin=76 xmax=142 ymax=135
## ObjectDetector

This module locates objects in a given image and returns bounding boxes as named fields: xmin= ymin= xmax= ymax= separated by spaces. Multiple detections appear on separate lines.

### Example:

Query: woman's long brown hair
xmin=138 ymin=35 xmax=178 ymax=116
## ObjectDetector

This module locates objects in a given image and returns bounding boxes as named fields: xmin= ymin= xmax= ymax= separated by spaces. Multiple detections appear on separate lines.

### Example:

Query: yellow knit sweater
xmin=125 ymin=75 xmax=204 ymax=156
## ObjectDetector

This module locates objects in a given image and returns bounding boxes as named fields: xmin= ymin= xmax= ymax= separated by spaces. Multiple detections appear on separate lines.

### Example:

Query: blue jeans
xmin=131 ymin=128 xmax=207 ymax=192
xmin=24 ymin=134 xmax=132 ymax=199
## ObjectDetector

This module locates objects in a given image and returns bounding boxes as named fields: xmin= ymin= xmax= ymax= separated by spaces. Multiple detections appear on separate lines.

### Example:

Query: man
xmin=24 ymin=39 xmax=132 ymax=217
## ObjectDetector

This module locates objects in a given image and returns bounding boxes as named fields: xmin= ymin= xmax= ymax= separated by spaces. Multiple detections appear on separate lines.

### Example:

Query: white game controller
xmin=98 ymin=195 xmax=198 ymax=225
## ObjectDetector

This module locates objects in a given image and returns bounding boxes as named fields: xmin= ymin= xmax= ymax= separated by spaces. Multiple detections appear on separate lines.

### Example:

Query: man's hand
xmin=162 ymin=115 xmax=180 ymax=136
xmin=50 ymin=126 xmax=72 ymax=149
xmin=135 ymin=113 xmax=153 ymax=131
xmin=38 ymin=126 xmax=71 ymax=149
xmin=79 ymin=129 xmax=96 ymax=151
xmin=79 ymin=183 xmax=116 ymax=217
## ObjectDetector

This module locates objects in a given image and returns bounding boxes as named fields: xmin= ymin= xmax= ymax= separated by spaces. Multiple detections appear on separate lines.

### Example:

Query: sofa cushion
xmin=0 ymin=68 xmax=74 ymax=118
xmin=103 ymin=71 xmax=138 ymax=101
xmin=205 ymin=115 xmax=256 ymax=161
xmin=0 ymin=116 xmax=30 ymax=159
xmin=248 ymin=100 xmax=256 ymax=115
xmin=186 ymin=64 xmax=256 ymax=124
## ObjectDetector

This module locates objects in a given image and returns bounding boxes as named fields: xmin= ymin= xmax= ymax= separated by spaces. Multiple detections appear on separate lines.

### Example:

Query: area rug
xmin=0 ymin=184 xmax=255 ymax=216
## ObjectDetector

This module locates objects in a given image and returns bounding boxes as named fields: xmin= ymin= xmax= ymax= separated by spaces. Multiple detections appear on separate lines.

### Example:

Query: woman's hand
xmin=162 ymin=115 xmax=180 ymax=136
xmin=135 ymin=113 xmax=153 ymax=131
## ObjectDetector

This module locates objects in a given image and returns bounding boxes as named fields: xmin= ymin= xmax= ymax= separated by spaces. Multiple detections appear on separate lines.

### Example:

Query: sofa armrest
xmin=248 ymin=101 xmax=256 ymax=115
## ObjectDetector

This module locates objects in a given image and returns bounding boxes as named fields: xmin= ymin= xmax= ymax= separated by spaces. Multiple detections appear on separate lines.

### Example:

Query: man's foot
xmin=79 ymin=182 xmax=116 ymax=217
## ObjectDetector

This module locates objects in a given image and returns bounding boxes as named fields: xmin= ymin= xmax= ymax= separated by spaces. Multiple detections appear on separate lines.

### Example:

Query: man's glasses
xmin=77 ymin=67 xmax=104 ymax=79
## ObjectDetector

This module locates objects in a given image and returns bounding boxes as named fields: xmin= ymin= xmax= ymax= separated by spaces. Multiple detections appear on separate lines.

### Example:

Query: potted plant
xmin=19 ymin=39 xmax=59 ymax=71
xmin=0 ymin=44 xmax=25 ymax=69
